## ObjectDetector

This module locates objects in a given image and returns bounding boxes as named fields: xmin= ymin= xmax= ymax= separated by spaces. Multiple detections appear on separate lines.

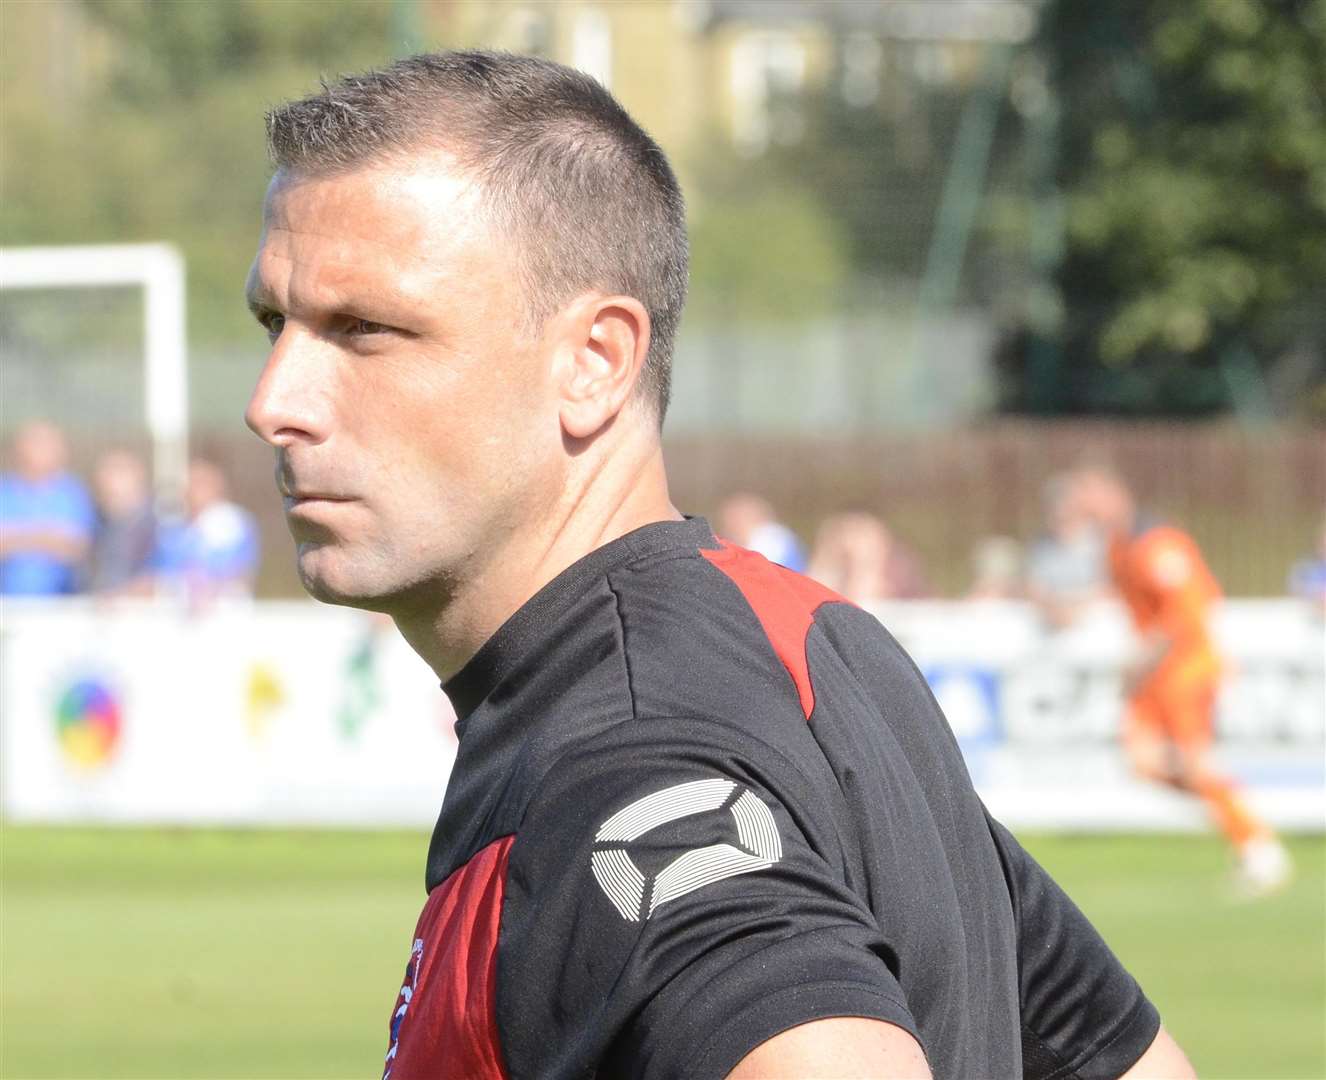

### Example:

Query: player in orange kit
xmin=1074 ymin=467 xmax=1292 ymax=896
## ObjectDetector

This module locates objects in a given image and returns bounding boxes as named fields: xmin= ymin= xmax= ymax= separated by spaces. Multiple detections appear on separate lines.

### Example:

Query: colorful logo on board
xmin=244 ymin=662 xmax=285 ymax=740
xmin=54 ymin=676 xmax=123 ymax=769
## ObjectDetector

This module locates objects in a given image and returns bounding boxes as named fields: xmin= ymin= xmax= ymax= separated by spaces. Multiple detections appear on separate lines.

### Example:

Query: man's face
xmin=94 ymin=452 xmax=148 ymax=517
xmin=1074 ymin=472 xmax=1130 ymax=534
xmin=14 ymin=422 xmax=67 ymax=481
xmin=1049 ymin=490 xmax=1083 ymax=539
xmin=186 ymin=460 xmax=226 ymax=519
xmin=244 ymin=159 xmax=562 ymax=613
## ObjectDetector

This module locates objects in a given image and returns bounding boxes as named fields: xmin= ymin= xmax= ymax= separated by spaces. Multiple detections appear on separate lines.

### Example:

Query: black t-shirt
xmin=383 ymin=518 xmax=1158 ymax=1080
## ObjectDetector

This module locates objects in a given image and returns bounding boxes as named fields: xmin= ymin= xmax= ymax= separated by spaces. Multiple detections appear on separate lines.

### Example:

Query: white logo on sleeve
xmin=590 ymin=777 xmax=783 ymax=922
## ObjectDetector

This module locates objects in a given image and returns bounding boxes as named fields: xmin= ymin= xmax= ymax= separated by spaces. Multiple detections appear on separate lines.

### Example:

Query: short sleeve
xmin=496 ymin=718 xmax=919 ymax=1080
xmin=986 ymin=814 xmax=1160 ymax=1080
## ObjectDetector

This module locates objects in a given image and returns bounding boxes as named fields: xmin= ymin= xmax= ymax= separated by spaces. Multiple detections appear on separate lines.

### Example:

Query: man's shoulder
xmin=603 ymin=534 xmax=934 ymax=731
xmin=607 ymin=533 xmax=863 ymax=665
xmin=430 ymin=522 xmax=933 ymax=885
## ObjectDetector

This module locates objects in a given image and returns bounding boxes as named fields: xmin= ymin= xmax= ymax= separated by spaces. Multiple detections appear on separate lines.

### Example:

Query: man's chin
xmin=295 ymin=548 xmax=389 ymax=612
xmin=293 ymin=542 xmax=449 ymax=615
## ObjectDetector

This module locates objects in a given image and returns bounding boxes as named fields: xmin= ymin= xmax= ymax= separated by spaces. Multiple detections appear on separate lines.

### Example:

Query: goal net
xmin=0 ymin=244 xmax=189 ymax=512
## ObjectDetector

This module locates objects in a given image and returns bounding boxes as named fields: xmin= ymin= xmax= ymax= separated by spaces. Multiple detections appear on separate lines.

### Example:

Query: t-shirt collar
xmin=443 ymin=516 xmax=716 ymax=728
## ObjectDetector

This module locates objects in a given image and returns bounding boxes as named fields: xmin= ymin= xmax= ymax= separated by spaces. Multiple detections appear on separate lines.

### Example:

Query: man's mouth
xmin=277 ymin=468 xmax=352 ymax=505
xmin=283 ymin=491 xmax=353 ymax=510
xmin=276 ymin=457 xmax=353 ymax=506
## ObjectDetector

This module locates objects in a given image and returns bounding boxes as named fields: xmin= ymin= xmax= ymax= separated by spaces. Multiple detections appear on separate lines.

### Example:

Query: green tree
xmin=1 ymin=0 xmax=395 ymax=344
xmin=1000 ymin=0 xmax=1326 ymax=418
xmin=687 ymin=154 xmax=851 ymax=325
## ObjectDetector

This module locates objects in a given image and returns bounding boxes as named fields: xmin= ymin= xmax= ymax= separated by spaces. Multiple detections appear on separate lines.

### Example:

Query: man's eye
xmin=264 ymin=313 xmax=286 ymax=339
xmin=351 ymin=318 xmax=388 ymax=335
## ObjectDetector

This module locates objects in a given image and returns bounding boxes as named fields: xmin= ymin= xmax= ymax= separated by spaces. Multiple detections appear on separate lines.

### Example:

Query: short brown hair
xmin=266 ymin=50 xmax=688 ymax=422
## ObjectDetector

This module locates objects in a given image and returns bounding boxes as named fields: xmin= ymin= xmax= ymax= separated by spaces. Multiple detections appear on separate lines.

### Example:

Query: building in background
xmin=434 ymin=1 xmax=1030 ymax=158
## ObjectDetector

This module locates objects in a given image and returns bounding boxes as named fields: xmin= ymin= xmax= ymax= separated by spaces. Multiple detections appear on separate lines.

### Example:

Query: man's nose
xmin=245 ymin=327 xmax=332 ymax=448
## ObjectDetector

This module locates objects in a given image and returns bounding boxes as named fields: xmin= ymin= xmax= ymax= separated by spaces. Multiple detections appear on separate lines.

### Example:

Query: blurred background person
xmin=155 ymin=458 xmax=259 ymax=603
xmin=1075 ymin=466 xmax=1292 ymax=896
xmin=809 ymin=510 xmax=930 ymax=603
xmin=1024 ymin=472 xmax=1109 ymax=629
xmin=1287 ymin=513 xmax=1326 ymax=616
xmin=0 ymin=419 xmax=94 ymax=596
xmin=716 ymin=492 xmax=807 ymax=571
xmin=89 ymin=449 xmax=157 ymax=595
xmin=966 ymin=535 xmax=1024 ymax=600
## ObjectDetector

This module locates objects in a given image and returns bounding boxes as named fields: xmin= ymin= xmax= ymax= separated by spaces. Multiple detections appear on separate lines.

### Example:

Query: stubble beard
xmin=294 ymin=531 xmax=469 ymax=624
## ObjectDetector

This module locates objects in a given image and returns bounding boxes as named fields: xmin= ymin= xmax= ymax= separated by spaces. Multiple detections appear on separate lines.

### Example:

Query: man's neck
xmin=393 ymin=439 xmax=679 ymax=684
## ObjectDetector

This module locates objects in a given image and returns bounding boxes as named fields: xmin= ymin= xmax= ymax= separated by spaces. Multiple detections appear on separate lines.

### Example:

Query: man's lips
xmin=276 ymin=460 xmax=352 ymax=505
xmin=282 ymin=490 xmax=355 ymax=508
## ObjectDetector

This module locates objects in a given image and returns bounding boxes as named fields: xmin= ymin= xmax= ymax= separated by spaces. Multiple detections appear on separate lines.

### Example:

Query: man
xmin=89 ymin=449 xmax=157 ymax=594
xmin=1288 ymin=513 xmax=1326 ymax=615
xmin=0 ymin=419 xmax=94 ymax=596
xmin=716 ymin=492 xmax=807 ymax=571
xmin=808 ymin=511 xmax=930 ymax=604
xmin=246 ymin=52 xmax=1190 ymax=1079
xmin=1025 ymin=472 xmax=1110 ymax=629
xmin=966 ymin=535 xmax=1023 ymax=601
xmin=1075 ymin=466 xmax=1291 ymax=895
xmin=154 ymin=458 xmax=260 ymax=603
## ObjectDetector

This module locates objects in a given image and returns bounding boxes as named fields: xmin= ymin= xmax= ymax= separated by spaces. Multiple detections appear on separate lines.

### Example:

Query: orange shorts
xmin=1125 ymin=678 xmax=1217 ymax=750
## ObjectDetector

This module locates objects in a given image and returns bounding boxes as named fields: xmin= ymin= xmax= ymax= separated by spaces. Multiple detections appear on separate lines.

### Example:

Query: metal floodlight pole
xmin=911 ymin=42 xmax=1014 ymax=425
xmin=0 ymin=243 xmax=189 ymax=517
xmin=390 ymin=0 xmax=425 ymax=56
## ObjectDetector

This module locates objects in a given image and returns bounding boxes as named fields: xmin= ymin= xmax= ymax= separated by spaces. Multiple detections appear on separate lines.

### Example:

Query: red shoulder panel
xmin=701 ymin=540 xmax=850 ymax=719
xmin=384 ymin=835 xmax=514 ymax=1080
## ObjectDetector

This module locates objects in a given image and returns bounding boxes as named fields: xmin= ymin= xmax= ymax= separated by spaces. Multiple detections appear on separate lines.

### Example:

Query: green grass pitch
xmin=2 ymin=827 xmax=1322 ymax=1078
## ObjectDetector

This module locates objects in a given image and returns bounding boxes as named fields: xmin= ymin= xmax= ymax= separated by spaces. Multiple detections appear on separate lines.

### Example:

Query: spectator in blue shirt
xmin=1025 ymin=472 xmax=1110 ymax=629
xmin=0 ymin=420 xmax=95 ymax=595
xmin=1288 ymin=513 xmax=1326 ymax=616
xmin=155 ymin=458 xmax=260 ymax=602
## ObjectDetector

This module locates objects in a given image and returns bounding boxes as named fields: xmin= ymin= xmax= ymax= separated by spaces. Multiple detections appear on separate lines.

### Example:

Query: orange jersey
xmin=1109 ymin=523 xmax=1222 ymax=683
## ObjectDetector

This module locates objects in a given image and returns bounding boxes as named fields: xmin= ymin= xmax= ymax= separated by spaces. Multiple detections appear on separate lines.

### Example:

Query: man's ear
xmin=554 ymin=294 xmax=651 ymax=440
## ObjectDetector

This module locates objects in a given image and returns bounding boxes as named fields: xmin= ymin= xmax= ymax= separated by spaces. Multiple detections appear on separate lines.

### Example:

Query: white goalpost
xmin=0 ymin=242 xmax=189 ymax=512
